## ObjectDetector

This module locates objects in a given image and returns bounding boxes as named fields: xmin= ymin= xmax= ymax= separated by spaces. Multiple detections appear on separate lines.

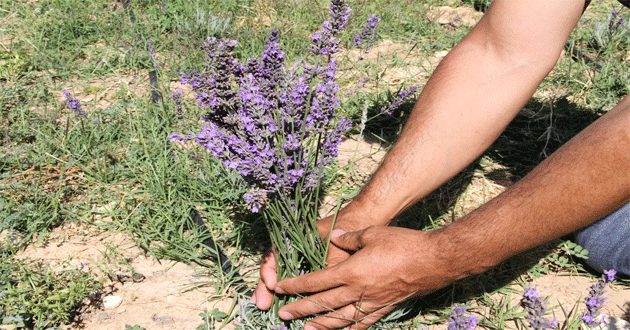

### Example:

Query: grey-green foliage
xmin=173 ymin=5 xmax=232 ymax=39
xmin=0 ymin=257 xmax=102 ymax=330
xmin=589 ymin=10 xmax=630 ymax=51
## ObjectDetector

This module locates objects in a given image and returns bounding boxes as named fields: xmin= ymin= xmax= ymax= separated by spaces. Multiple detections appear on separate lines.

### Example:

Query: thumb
xmin=330 ymin=228 xmax=367 ymax=251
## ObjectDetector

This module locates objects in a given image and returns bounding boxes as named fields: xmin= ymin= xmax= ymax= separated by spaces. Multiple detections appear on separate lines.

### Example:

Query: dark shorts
xmin=573 ymin=201 xmax=630 ymax=277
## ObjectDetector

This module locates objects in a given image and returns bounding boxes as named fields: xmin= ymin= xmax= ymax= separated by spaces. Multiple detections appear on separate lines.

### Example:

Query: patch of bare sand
xmin=340 ymin=40 xmax=448 ymax=92
xmin=318 ymin=137 xmax=386 ymax=218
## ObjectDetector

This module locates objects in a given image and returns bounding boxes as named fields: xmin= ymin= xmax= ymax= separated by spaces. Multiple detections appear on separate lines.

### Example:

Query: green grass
xmin=1 ymin=0 xmax=629 ymax=328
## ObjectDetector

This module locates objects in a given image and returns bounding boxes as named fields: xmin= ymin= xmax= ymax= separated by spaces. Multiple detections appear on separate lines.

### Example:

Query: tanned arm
xmin=337 ymin=0 xmax=587 ymax=230
xmin=439 ymin=95 xmax=630 ymax=277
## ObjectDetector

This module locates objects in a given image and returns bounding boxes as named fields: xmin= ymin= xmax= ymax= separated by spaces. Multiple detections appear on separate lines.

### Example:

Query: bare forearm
xmin=342 ymin=0 xmax=585 ymax=228
xmin=441 ymin=96 xmax=630 ymax=277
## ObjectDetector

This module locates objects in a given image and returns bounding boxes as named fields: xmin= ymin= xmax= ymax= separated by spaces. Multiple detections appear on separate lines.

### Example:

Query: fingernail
xmin=305 ymin=325 xmax=317 ymax=330
xmin=279 ymin=311 xmax=293 ymax=320
xmin=275 ymin=286 xmax=286 ymax=294
xmin=332 ymin=229 xmax=346 ymax=238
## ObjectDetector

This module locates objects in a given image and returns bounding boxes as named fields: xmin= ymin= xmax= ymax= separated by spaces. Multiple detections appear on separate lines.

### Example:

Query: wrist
xmin=429 ymin=215 xmax=502 ymax=281
xmin=317 ymin=200 xmax=391 ymax=237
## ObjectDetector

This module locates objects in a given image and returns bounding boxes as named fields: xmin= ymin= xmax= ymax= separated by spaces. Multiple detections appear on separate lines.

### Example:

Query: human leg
xmin=574 ymin=201 xmax=630 ymax=276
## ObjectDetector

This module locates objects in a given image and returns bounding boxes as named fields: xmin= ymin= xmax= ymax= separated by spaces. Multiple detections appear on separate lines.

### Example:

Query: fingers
xmin=325 ymin=246 xmax=350 ymax=268
xmin=330 ymin=228 xmax=368 ymax=251
xmin=275 ymin=267 xmax=342 ymax=295
xmin=317 ymin=216 xmax=335 ymax=239
xmin=305 ymin=303 xmax=396 ymax=330
xmin=260 ymin=250 xmax=277 ymax=290
xmin=252 ymin=279 xmax=273 ymax=310
xmin=277 ymin=286 xmax=355 ymax=321
xmin=252 ymin=249 xmax=277 ymax=310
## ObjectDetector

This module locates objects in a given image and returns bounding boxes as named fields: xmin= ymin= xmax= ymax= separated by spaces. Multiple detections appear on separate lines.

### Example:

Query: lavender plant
xmin=380 ymin=84 xmax=421 ymax=115
xmin=171 ymin=89 xmax=183 ymax=119
xmin=354 ymin=14 xmax=381 ymax=58
xmin=147 ymin=39 xmax=158 ymax=68
xmin=590 ymin=9 xmax=630 ymax=50
xmin=309 ymin=0 xmax=351 ymax=55
xmin=520 ymin=285 xmax=558 ymax=330
xmin=448 ymin=304 xmax=477 ymax=330
xmin=63 ymin=90 xmax=87 ymax=118
xmin=581 ymin=269 xmax=616 ymax=327
xmin=608 ymin=10 xmax=626 ymax=31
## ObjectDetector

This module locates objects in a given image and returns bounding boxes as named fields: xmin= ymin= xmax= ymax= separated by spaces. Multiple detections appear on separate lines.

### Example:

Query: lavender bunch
xmin=520 ymin=285 xmax=558 ymax=330
xmin=63 ymin=90 xmax=87 ymax=118
xmin=170 ymin=27 xmax=351 ymax=289
xmin=308 ymin=0 xmax=351 ymax=55
xmin=354 ymin=14 xmax=381 ymax=57
xmin=448 ymin=304 xmax=477 ymax=330
xmin=581 ymin=269 xmax=616 ymax=327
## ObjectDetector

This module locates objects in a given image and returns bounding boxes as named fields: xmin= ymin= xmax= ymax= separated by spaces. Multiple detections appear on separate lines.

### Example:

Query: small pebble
xmin=152 ymin=314 xmax=174 ymax=324
xmin=103 ymin=295 xmax=122 ymax=309
xmin=98 ymin=312 xmax=111 ymax=321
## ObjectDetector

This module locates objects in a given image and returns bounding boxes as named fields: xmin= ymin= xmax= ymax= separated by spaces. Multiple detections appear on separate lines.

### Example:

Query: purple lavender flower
xmin=520 ymin=285 xmax=558 ymax=330
xmin=147 ymin=39 xmax=158 ymax=68
xmin=308 ymin=0 xmax=351 ymax=55
xmin=379 ymin=84 xmax=421 ymax=115
xmin=608 ymin=10 xmax=626 ymax=31
xmin=168 ymin=131 xmax=195 ymax=142
xmin=354 ymin=14 xmax=381 ymax=58
xmin=448 ymin=304 xmax=477 ymax=330
xmin=243 ymin=188 xmax=269 ymax=213
xmin=63 ymin=90 xmax=87 ymax=118
xmin=581 ymin=269 xmax=616 ymax=327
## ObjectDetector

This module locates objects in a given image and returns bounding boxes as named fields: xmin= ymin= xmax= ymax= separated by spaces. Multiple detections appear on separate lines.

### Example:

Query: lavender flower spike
xmin=380 ymin=84 xmax=421 ymax=115
xmin=309 ymin=0 xmax=351 ymax=55
xmin=357 ymin=102 xmax=368 ymax=141
xmin=520 ymin=285 xmax=558 ymax=330
xmin=448 ymin=304 xmax=477 ymax=330
xmin=354 ymin=14 xmax=381 ymax=57
xmin=147 ymin=39 xmax=159 ymax=68
xmin=63 ymin=90 xmax=87 ymax=118
xmin=172 ymin=89 xmax=184 ymax=119
xmin=581 ymin=269 xmax=616 ymax=327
